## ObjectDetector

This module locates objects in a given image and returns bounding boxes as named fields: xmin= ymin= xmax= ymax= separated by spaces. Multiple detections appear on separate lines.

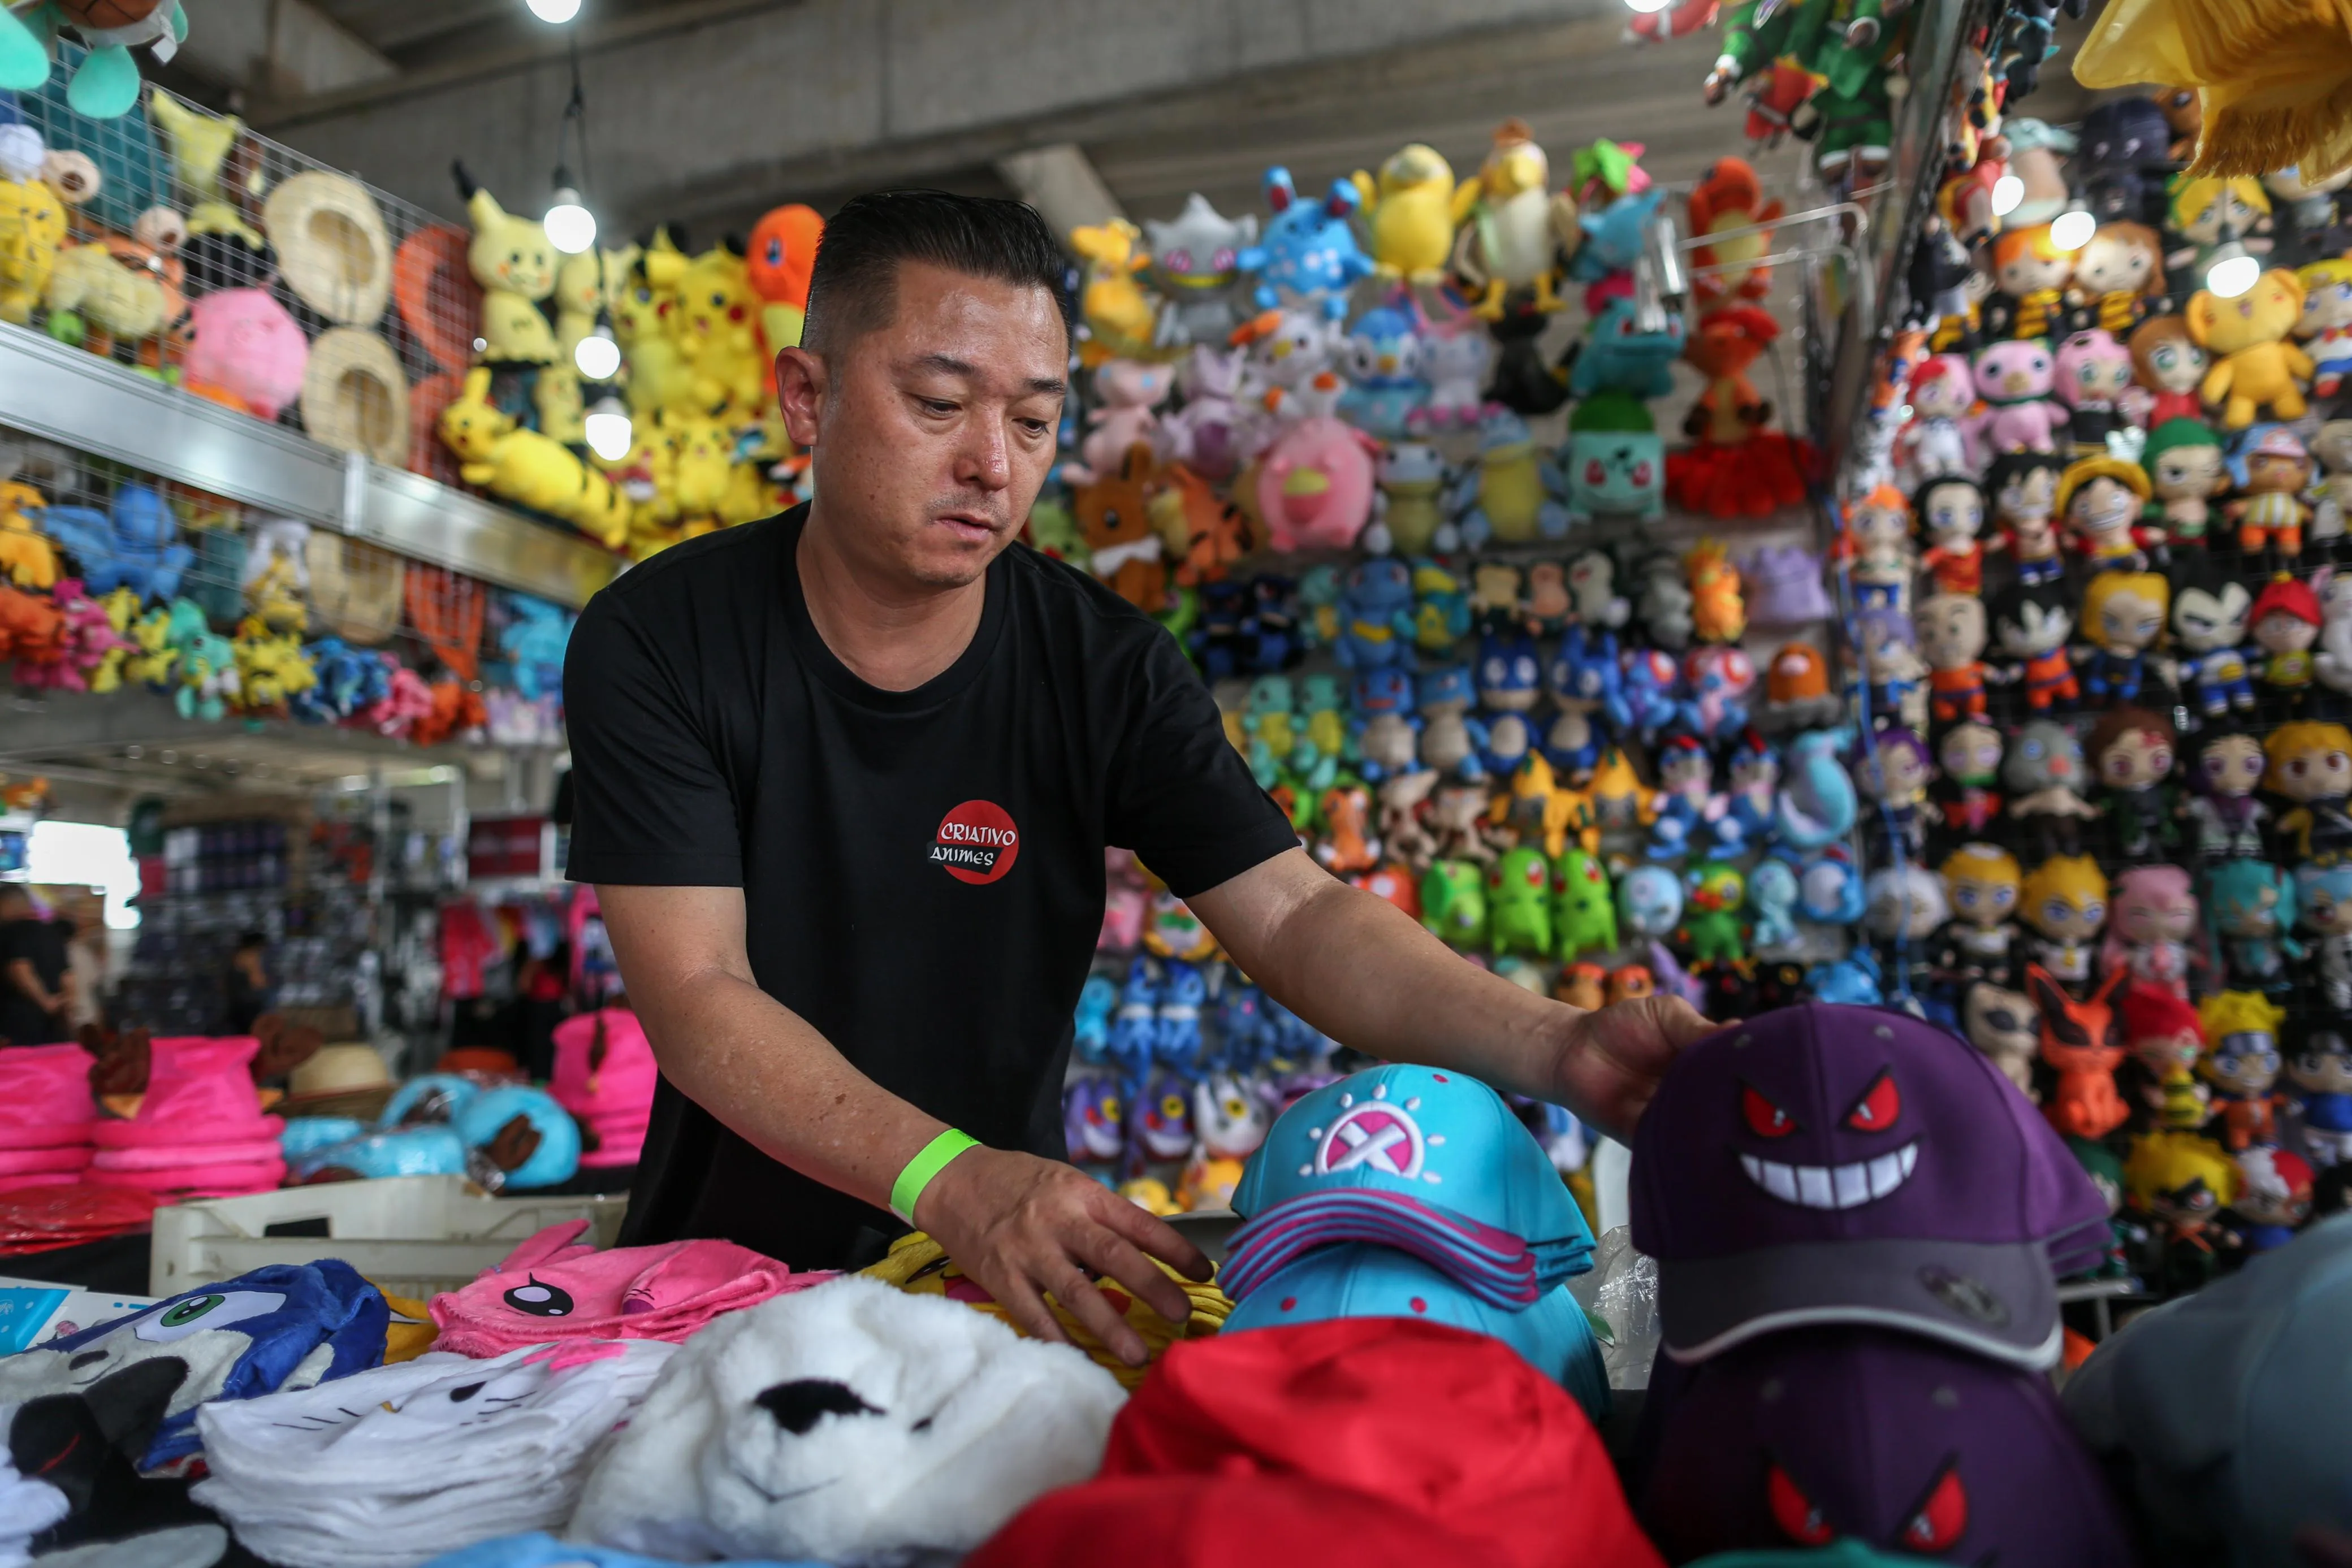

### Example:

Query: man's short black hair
xmin=802 ymin=189 xmax=1074 ymax=354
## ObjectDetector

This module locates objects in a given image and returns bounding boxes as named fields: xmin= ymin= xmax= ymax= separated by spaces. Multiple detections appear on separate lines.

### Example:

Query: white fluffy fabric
xmin=567 ymin=1274 xmax=1125 ymax=1566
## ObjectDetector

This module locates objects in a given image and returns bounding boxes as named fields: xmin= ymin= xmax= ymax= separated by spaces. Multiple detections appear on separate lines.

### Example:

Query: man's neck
xmin=797 ymin=504 xmax=988 ymax=692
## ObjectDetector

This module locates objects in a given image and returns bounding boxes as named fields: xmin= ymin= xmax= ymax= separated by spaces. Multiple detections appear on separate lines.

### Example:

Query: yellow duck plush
xmin=0 ymin=172 xmax=66 ymax=326
xmin=1069 ymin=218 xmax=1164 ymax=368
xmin=1352 ymin=143 xmax=1465 ymax=287
xmin=0 ymin=482 xmax=58 ymax=590
xmin=2189 ymin=269 xmax=2316 ymax=427
xmin=455 ymin=165 xmax=560 ymax=365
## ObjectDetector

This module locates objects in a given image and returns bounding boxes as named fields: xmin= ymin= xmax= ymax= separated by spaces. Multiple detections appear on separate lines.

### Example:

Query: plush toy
xmin=42 ymin=239 xmax=174 ymax=361
xmin=1067 ymin=217 xmax=1164 ymax=366
xmin=1486 ymin=846 xmax=1555 ymax=956
xmin=1065 ymin=359 xmax=1176 ymax=485
xmin=1670 ymin=306 xmax=1813 ymax=517
xmin=231 ymin=616 xmax=317 ymax=714
xmin=1421 ymin=859 xmax=1490 ymax=950
xmin=452 ymin=163 xmax=559 ymax=365
xmin=1416 ymin=322 xmax=1494 ymax=428
xmin=439 ymin=367 xmax=629 ymax=548
xmin=1254 ymin=416 xmax=1377 ymax=552
xmin=1972 ymin=339 xmax=2069 ymax=453
xmin=1143 ymin=193 xmax=1256 ymax=347
xmin=745 ymin=203 xmax=823 ymax=357
xmin=167 ymin=602 xmax=237 ymax=721
xmin=1569 ymin=296 xmax=1684 ymax=399
xmin=1073 ymin=441 xmax=1166 ymax=612
xmin=1350 ymin=144 xmax=1462 ymax=287
xmin=0 ymin=481 xmax=57 ymax=589
xmin=0 ymin=1 xmax=190 ymax=119
xmin=1570 ymin=186 xmax=1664 ymax=309
xmin=1686 ymin=156 xmax=1784 ymax=306
xmin=0 ymin=162 xmax=64 ymax=325
xmin=10 ymin=576 xmax=122 ymax=690
xmin=239 ymin=516 xmax=309 ymax=635
xmin=1334 ymin=303 xmax=1428 ymax=439
xmin=1450 ymin=409 xmax=1568 ymax=545
xmin=2187 ymin=270 xmax=2314 ymax=428
xmin=613 ymin=233 xmax=693 ymax=417
xmin=1332 ymin=557 xmax=1416 ymax=672
xmin=2052 ymin=328 xmax=2138 ymax=455
xmin=180 ymin=287 xmax=309 ymax=423
xmin=2296 ymin=258 xmax=2352 ymax=397
xmin=1562 ymin=390 xmax=1663 ymax=529
xmin=1161 ymin=344 xmax=1248 ymax=480
xmin=1448 ymin=119 xmax=1579 ymax=317
xmin=552 ymin=245 xmax=632 ymax=371
xmin=38 ymin=480 xmax=192 ymax=601
xmin=671 ymin=241 xmax=766 ymax=417
xmin=498 ymin=594 xmax=573 ymax=701
xmin=1238 ymin=167 xmax=1373 ymax=313
xmin=1370 ymin=441 xmax=1451 ymax=555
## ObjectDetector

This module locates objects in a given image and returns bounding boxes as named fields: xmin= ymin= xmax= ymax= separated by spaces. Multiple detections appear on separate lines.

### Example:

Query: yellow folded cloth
xmin=2074 ymin=0 xmax=2352 ymax=177
xmin=375 ymin=1288 xmax=438 ymax=1363
xmin=861 ymin=1231 xmax=1230 ymax=1391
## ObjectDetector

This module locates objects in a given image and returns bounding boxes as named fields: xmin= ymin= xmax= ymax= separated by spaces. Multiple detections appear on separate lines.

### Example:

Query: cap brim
xmin=1658 ymin=1237 xmax=2064 ymax=1371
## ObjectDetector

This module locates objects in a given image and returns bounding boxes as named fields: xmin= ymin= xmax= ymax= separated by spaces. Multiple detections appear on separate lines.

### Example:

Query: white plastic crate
xmin=148 ymin=1176 xmax=628 ymax=1301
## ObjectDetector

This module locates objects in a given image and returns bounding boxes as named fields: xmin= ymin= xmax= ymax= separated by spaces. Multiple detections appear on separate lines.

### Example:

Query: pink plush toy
xmin=1255 ymin=415 xmax=1378 ymax=551
xmin=1161 ymin=345 xmax=1249 ymax=479
xmin=1062 ymin=358 xmax=1177 ymax=485
xmin=2052 ymin=327 xmax=2137 ymax=449
xmin=1970 ymin=339 xmax=2069 ymax=454
xmin=13 ymin=578 xmax=131 ymax=692
xmin=1893 ymin=352 xmax=1982 ymax=482
xmin=183 ymin=287 xmax=310 ymax=423
xmin=363 ymin=661 xmax=435 ymax=739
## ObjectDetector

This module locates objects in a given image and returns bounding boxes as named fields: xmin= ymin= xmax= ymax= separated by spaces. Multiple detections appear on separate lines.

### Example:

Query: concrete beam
xmin=993 ymin=144 xmax=1126 ymax=240
xmin=261 ymin=0 xmax=1619 ymax=232
xmin=174 ymin=0 xmax=399 ymax=101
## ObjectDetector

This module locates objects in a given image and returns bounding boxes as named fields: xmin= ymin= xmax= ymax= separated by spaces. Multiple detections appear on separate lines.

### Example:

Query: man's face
xmin=778 ymin=261 xmax=1067 ymax=588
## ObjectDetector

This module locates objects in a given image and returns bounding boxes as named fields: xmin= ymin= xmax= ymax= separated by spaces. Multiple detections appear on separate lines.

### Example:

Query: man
xmin=566 ymin=191 xmax=1711 ymax=1368
xmin=222 ymin=931 xmax=270 ymax=1035
xmin=0 ymin=886 xmax=72 ymax=1045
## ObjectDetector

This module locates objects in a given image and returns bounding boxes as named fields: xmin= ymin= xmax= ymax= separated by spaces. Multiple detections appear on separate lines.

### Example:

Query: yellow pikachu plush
xmin=658 ymin=410 xmax=736 ymax=522
xmin=455 ymin=164 xmax=559 ymax=365
xmin=0 ymin=481 xmax=58 ymax=590
xmin=535 ymin=363 xmax=587 ymax=446
xmin=615 ymin=232 xmax=695 ymax=417
xmin=671 ymin=243 xmax=766 ymax=417
xmin=2189 ymin=269 xmax=2316 ymax=428
xmin=439 ymin=367 xmax=594 ymax=521
xmin=0 ymin=172 xmax=66 ymax=326
xmin=555 ymin=245 xmax=636 ymax=369
xmin=1351 ymin=144 xmax=1465 ymax=287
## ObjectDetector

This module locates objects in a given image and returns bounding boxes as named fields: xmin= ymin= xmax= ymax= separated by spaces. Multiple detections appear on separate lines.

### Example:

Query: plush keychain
xmin=1669 ymin=307 xmax=1814 ymax=517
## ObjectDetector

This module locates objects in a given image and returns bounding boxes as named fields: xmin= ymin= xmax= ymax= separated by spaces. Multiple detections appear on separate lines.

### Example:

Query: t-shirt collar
xmin=777 ymin=503 xmax=1010 ymax=713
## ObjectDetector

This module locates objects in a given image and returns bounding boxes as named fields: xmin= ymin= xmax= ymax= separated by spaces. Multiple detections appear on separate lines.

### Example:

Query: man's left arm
xmin=1189 ymin=849 xmax=1715 ymax=1141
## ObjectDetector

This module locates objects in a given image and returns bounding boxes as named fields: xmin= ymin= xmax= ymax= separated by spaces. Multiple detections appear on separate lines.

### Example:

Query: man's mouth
xmin=935 ymin=514 xmax=1000 ymax=544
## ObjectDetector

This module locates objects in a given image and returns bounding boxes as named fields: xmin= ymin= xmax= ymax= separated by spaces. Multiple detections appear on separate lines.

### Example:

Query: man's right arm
xmin=596 ymin=883 xmax=1204 ymax=1366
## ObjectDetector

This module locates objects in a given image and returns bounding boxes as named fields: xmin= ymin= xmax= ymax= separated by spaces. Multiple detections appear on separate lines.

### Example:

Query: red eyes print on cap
xmin=1743 ymin=1086 xmax=1797 ymax=1138
xmin=1904 ymin=1464 xmax=1969 ymax=1552
xmin=1769 ymin=1465 xmax=1835 ymax=1546
xmin=1845 ymin=1069 xmax=1901 ymax=1132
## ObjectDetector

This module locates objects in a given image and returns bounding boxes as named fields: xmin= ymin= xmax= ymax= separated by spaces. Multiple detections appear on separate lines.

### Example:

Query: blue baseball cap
xmin=1222 ymin=1242 xmax=1609 ymax=1420
xmin=1233 ymin=1065 xmax=1593 ymax=1263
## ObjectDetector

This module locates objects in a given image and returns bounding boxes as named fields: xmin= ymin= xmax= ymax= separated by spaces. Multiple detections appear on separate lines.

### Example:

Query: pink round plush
xmin=1256 ymin=415 xmax=1378 ymax=551
xmin=183 ymin=287 xmax=311 ymax=423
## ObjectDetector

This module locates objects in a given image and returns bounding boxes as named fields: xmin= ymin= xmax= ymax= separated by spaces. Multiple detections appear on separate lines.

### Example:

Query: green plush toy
xmin=1 ymin=3 xmax=193 ymax=119
xmin=1676 ymin=860 xmax=1750 ymax=964
xmin=1487 ymin=846 xmax=1554 ymax=956
xmin=1420 ymin=860 xmax=1489 ymax=952
xmin=1553 ymin=848 xmax=1619 ymax=960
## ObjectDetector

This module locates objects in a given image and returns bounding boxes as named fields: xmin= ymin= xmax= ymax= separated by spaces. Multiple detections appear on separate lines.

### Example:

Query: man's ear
xmin=776 ymin=345 xmax=827 ymax=448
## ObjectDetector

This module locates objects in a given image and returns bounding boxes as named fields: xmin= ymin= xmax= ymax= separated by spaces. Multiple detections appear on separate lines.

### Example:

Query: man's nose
xmin=958 ymin=419 xmax=1011 ymax=491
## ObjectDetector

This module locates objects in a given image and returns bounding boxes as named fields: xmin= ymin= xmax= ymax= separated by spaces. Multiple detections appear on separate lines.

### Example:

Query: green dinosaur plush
xmin=1676 ymin=860 xmax=1750 ymax=964
xmin=1421 ymin=860 xmax=1489 ymax=952
xmin=1552 ymin=848 xmax=1619 ymax=960
xmin=1488 ymin=847 xmax=1554 ymax=956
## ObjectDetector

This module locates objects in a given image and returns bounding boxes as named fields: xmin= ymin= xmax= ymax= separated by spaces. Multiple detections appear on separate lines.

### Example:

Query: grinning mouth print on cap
xmin=1740 ymin=1142 xmax=1920 ymax=1209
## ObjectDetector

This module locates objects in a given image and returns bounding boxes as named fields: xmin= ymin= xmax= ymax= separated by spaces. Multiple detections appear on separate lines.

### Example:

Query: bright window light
xmin=25 ymin=820 xmax=140 ymax=928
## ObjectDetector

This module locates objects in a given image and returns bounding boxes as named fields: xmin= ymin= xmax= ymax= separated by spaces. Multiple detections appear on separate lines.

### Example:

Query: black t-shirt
xmin=0 ymin=917 xmax=68 ymax=1046
xmin=564 ymin=505 xmax=1296 ymax=1269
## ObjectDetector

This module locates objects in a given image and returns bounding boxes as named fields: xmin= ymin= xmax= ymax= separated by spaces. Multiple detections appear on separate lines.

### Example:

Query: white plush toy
xmin=567 ymin=1274 xmax=1126 ymax=1565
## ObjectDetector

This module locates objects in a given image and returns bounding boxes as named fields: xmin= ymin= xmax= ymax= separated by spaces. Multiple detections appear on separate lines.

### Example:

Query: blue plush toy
xmin=1415 ymin=661 xmax=1473 ymax=713
xmin=1155 ymin=959 xmax=1207 ymax=1067
xmin=1475 ymin=630 xmax=1542 ymax=712
xmin=1562 ymin=391 xmax=1664 ymax=527
xmin=1246 ymin=573 xmax=1303 ymax=670
xmin=1805 ymin=947 xmax=1886 ymax=1005
xmin=1107 ymin=957 xmax=1161 ymax=1081
xmin=40 ymin=482 xmax=193 ymax=602
xmin=1571 ymin=187 xmax=1666 ymax=283
xmin=1618 ymin=863 xmax=1685 ymax=938
xmin=1619 ymin=647 xmax=1683 ymax=740
xmin=1746 ymin=856 xmax=1801 ymax=947
xmin=452 ymin=1085 xmax=583 ymax=1190
xmin=1351 ymin=665 xmax=1414 ymax=717
xmin=1239 ymin=167 xmax=1375 ymax=314
xmin=1335 ymin=303 xmax=1429 ymax=438
xmin=1213 ymin=981 xmax=1276 ymax=1073
xmin=1795 ymin=846 xmax=1869 ymax=924
xmin=1776 ymin=728 xmax=1862 ymax=850
xmin=1569 ymin=298 xmax=1685 ymax=400
xmin=1072 ymin=974 xmax=1117 ymax=1062
xmin=292 ymin=639 xmax=392 ymax=723
xmin=1332 ymin=557 xmax=1417 ymax=672
xmin=499 ymin=595 xmax=574 ymax=701
xmin=1546 ymin=626 xmax=1632 ymax=733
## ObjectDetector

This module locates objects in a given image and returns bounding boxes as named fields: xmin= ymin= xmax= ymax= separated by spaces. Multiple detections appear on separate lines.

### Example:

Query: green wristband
xmin=890 ymin=1129 xmax=980 ymax=1224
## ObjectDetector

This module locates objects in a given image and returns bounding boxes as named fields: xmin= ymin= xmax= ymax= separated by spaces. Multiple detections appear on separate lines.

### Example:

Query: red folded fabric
xmin=0 ymin=1183 xmax=161 ymax=1248
xmin=89 ymin=1139 xmax=287 ymax=1171
xmin=969 ymin=1473 xmax=1493 ymax=1568
xmin=0 ymin=1146 xmax=94 ymax=1176
xmin=0 ymin=1172 xmax=84 ymax=1195
xmin=1093 ymin=1318 xmax=1662 ymax=1568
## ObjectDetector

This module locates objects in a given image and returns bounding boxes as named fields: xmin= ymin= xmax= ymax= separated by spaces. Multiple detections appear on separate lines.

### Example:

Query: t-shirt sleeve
xmin=1105 ymin=626 xmax=1299 ymax=899
xmin=563 ymin=592 xmax=745 ymax=887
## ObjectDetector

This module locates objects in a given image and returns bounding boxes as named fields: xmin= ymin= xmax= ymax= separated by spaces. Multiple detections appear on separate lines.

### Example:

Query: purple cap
xmin=1631 ymin=1004 xmax=2108 ymax=1369
xmin=1638 ymin=1327 xmax=2137 ymax=1568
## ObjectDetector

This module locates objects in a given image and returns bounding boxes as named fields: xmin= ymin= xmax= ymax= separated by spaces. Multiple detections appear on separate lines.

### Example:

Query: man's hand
xmin=1547 ymin=995 xmax=1720 ymax=1143
xmin=914 ymin=1145 xmax=1210 ymax=1367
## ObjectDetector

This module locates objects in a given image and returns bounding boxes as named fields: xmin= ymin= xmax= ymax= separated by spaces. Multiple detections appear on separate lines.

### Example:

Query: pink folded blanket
xmin=90 ymin=1139 xmax=288 ymax=1172
xmin=89 ymin=1158 xmax=286 ymax=1196
xmin=0 ymin=1145 xmax=93 ymax=1176
xmin=429 ymin=1219 xmax=831 ymax=1356
xmin=92 ymin=1037 xmax=279 ymax=1150
xmin=0 ymin=1042 xmax=97 ymax=1152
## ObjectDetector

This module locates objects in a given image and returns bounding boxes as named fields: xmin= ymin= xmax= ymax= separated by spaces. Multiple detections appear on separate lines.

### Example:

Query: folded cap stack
xmin=548 ymin=1008 xmax=657 ymax=1169
xmin=1222 ymin=1063 xmax=1606 ymax=1417
xmin=0 ymin=1043 xmax=97 ymax=1194
xmin=1627 ymin=1004 xmax=2134 ymax=1566
xmin=89 ymin=1036 xmax=286 ymax=1199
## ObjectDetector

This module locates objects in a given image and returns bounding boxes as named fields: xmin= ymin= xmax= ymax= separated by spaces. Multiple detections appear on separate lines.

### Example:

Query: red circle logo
xmin=932 ymin=800 xmax=1021 ymax=885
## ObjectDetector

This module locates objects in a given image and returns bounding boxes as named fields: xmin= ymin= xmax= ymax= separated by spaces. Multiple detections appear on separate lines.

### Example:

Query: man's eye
xmin=922 ymin=399 xmax=957 ymax=415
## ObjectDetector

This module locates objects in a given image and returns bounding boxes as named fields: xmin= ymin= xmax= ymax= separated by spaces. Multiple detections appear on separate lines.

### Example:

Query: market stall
xmin=0 ymin=0 xmax=2347 ymax=1560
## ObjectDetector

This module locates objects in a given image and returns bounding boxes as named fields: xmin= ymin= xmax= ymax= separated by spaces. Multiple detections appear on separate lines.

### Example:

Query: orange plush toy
xmin=746 ymin=203 xmax=824 ymax=383
xmin=1074 ymin=443 xmax=1168 ymax=613
xmin=1685 ymin=158 xmax=1785 ymax=306
xmin=1667 ymin=307 xmax=1816 ymax=517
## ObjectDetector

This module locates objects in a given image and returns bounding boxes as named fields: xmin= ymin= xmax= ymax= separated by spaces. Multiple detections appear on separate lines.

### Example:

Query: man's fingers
xmin=1072 ymin=1225 xmax=1196 ymax=1328
xmin=987 ymin=1263 xmax=1070 ymax=1347
xmin=1655 ymin=995 xmax=1723 ymax=1047
xmin=1098 ymin=1193 xmax=1212 ymax=1281
xmin=1044 ymin=1259 xmax=1150 ymax=1367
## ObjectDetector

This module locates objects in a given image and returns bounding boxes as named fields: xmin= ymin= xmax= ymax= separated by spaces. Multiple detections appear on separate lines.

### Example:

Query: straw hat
xmin=263 ymin=170 xmax=392 ymax=327
xmin=301 ymin=328 xmax=410 ymax=465
xmin=284 ymin=1043 xmax=396 ymax=1120
xmin=393 ymin=224 xmax=481 ymax=372
xmin=305 ymin=529 xmax=404 ymax=644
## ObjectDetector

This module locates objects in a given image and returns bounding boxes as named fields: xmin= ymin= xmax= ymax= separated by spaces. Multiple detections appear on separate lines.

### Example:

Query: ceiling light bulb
xmin=2048 ymin=206 xmax=2095 ymax=252
xmin=574 ymin=323 xmax=621 ymax=381
xmin=544 ymin=188 xmax=596 ymax=254
xmin=526 ymin=0 xmax=581 ymax=22
xmin=1990 ymin=174 xmax=2024 ymax=217
xmin=585 ymin=397 xmax=633 ymax=462
xmin=2207 ymin=247 xmax=2260 ymax=298
xmin=1624 ymin=0 xmax=1674 ymax=14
